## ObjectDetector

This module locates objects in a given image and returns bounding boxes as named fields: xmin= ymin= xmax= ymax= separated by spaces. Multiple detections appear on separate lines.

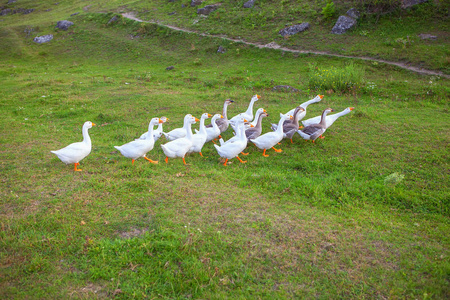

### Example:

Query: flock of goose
xmin=51 ymin=94 xmax=354 ymax=171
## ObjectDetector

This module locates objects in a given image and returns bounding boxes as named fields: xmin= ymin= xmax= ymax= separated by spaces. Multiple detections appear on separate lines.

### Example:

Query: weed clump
xmin=308 ymin=63 xmax=365 ymax=94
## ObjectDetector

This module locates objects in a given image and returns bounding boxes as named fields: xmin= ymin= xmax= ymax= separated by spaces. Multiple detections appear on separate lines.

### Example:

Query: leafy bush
xmin=321 ymin=0 xmax=336 ymax=19
xmin=308 ymin=63 xmax=365 ymax=94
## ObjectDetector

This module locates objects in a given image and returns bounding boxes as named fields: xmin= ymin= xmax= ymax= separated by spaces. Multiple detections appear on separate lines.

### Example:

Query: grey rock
xmin=217 ymin=46 xmax=226 ymax=53
xmin=401 ymin=0 xmax=428 ymax=9
xmin=19 ymin=8 xmax=34 ymax=15
xmin=107 ymin=15 xmax=119 ymax=24
xmin=166 ymin=66 xmax=175 ymax=71
xmin=56 ymin=20 xmax=74 ymax=31
xmin=197 ymin=5 xmax=219 ymax=15
xmin=346 ymin=8 xmax=360 ymax=19
xmin=243 ymin=0 xmax=255 ymax=8
xmin=191 ymin=0 xmax=202 ymax=7
xmin=71 ymin=12 xmax=80 ymax=16
xmin=331 ymin=15 xmax=357 ymax=34
xmin=8 ymin=0 xmax=17 ymax=3
xmin=33 ymin=34 xmax=53 ymax=44
xmin=418 ymin=33 xmax=437 ymax=40
xmin=272 ymin=85 xmax=302 ymax=93
xmin=168 ymin=11 xmax=176 ymax=15
xmin=0 ymin=9 xmax=12 ymax=16
xmin=279 ymin=23 xmax=310 ymax=37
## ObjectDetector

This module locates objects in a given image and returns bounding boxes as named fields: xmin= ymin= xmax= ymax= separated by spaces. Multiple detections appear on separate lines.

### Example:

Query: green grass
xmin=0 ymin=1 xmax=449 ymax=299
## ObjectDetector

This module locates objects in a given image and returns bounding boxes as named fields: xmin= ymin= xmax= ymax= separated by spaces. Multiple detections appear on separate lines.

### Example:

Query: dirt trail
xmin=122 ymin=13 xmax=449 ymax=79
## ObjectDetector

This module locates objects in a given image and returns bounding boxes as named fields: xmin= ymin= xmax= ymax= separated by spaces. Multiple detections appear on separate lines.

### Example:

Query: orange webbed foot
xmin=74 ymin=163 xmax=82 ymax=171
xmin=237 ymin=155 xmax=247 ymax=164
xmin=144 ymin=157 xmax=158 ymax=164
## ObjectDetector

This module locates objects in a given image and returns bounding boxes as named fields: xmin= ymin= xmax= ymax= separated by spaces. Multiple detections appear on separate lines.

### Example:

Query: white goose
xmin=51 ymin=121 xmax=96 ymax=171
xmin=163 ymin=114 xmax=194 ymax=141
xmin=214 ymin=117 xmax=248 ymax=166
xmin=161 ymin=115 xmax=199 ymax=165
xmin=114 ymin=118 xmax=162 ymax=164
xmin=271 ymin=106 xmax=306 ymax=142
xmin=298 ymin=108 xmax=334 ymax=142
xmin=229 ymin=94 xmax=260 ymax=126
xmin=219 ymin=117 xmax=248 ymax=146
xmin=205 ymin=99 xmax=234 ymax=135
xmin=139 ymin=116 xmax=168 ymax=141
xmin=204 ymin=114 xmax=224 ymax=143
xmin=245 ymin=108 xmax=266 ymax=130
xmin=251 ymin=114 xmax=292 ymax=157
xmin=188 ymin=113 xmax=211 ymax=157
xmin=302 ymin=107 xmax=354 ymax=128
xmin=283 ymin=94 xmax=324 ymax=121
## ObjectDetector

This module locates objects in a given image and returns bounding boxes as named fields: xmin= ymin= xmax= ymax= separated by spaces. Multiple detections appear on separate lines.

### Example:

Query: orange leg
xmin=199 ymin=152 xmax=204 ymax=157
xmin=319 ymin=135 xmax=325 ymax=139
xmin=144 ymin=157 xmax=158 ymax=164
xmin=222 ymin=158 xmax=228 ymax=166
xmin=236 ymin=155 xmax=247 ymax=164
xmin=299 ymin=126 xmax=303 ymax=129
xmin=132 ymin=159 xmax=135 ymax=165
xmin=262 ymin=149 xmax=269 ymax=157
xmin=74 ymin=162 xmax=82 ymax=171
xmin=241 ymin=151 xmax=249 ymax=156
xmin=272 ymin=146 xmax=282 ymax=153
xmin=182 ymin=157 xmax=187 ymax=165
xmin=290 ymin=138 xmax=294 ymax=144
xmin=165 ymin=157 xmax=169 ymax=163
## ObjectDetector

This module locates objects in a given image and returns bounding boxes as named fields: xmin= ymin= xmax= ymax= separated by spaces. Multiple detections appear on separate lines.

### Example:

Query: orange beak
xmin=319 ymin=95 xmax=324 ymax=99
xmin=208 ymin=113 xmax=212 ymax=117
xmin=92 ymin=122 xmax=96 ymax=126
xmin=158 ymin=119 xmax=164 ymax=123
xmin=257 ymin=95 xmax=261 ymax=99
xmin=350 ymin=107 xmax=355 ymax=111
xmin=195 ymin=118 xmax=200 ymax=122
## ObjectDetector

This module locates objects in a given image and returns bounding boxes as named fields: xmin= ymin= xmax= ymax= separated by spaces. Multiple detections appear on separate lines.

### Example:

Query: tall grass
xmin=308 ymin=62 xmax=365 ymax=93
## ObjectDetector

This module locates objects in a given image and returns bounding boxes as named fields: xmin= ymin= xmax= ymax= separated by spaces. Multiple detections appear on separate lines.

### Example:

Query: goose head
xmin=160 ymin=116 xmax=169 ymax=123
xmin=225 ymin=99 xmax=234 ymax=105
xmin=211 ymin=114 xmax=224 ymax=122
xmin=255 ymin=108 xmax=266 ymax=115
xmin=252 ymin=94 xmax=261 ymax=102
xmin=83 ymin=121 xmax=96 ymax=129
xmin=201 ymin=113 xmax=212 ymax=120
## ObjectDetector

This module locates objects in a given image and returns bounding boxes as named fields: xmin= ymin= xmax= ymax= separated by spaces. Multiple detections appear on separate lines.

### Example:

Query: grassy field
xmin=1 ymin=1 xmax=449 ymax=299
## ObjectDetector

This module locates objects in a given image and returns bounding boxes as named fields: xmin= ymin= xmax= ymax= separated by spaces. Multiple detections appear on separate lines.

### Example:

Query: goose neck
xmin=82 ymin=125 xmax=91 ymax=145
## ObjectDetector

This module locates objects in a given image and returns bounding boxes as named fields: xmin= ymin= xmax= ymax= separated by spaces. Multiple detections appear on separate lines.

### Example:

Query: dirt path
xmin=123 ymin=13 xmax=449 ymax=79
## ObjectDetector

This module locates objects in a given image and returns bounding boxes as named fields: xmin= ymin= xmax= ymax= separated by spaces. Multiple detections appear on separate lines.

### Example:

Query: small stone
xmin=331 ymin=15 xmax=357 ymax=34
xmin=243 ymin=0 xmax=255 ymax=8
xmin=166 ymin=66 xmax=175 ymax=71
xmin=191 ymin=0 xmax=202 ymax=7
xmin=56 ymin=20 xmax=74 ymax=31
xmin=107 ymin=15 xmax=120 ymax=25
xmin=279 ymin=23 xmax=310 ymax=37
xmin=197 ymin=5 xmax=219 ymax=15
xmin=33 ymin=35 xmax=53 ymax=44
xmin=418 ymin=33 xmax=437 ymax=40
xmin=346 ymin=8 xmax=360 ymax=19
xmin=217 ymin=46 xmax=226 ymax=53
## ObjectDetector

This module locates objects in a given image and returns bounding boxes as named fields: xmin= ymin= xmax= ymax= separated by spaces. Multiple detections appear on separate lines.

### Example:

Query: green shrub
xmin=308 ymin=63 xmax=365 ymax=93
xmin=321 ymin=0 xmax=336 ymax=19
